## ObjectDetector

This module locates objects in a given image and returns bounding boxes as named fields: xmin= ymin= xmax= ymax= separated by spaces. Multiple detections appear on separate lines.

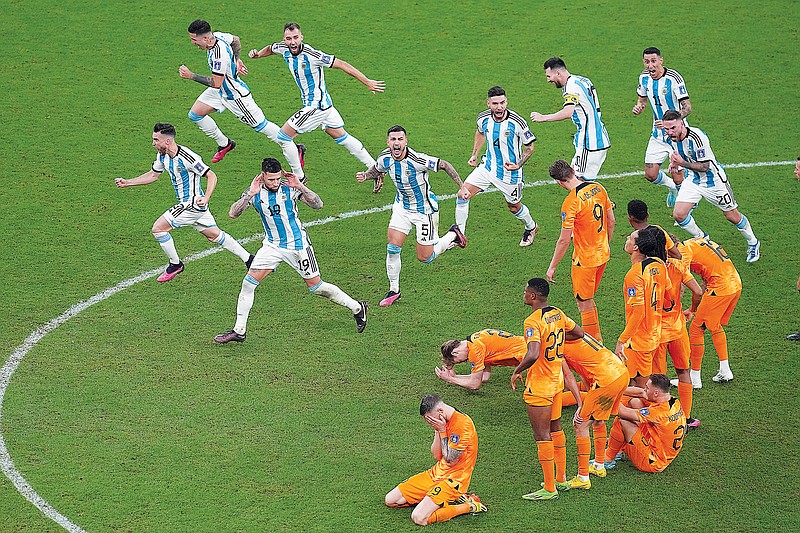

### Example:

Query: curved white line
xmin=0 ymin=160 xmax=792 ymax=530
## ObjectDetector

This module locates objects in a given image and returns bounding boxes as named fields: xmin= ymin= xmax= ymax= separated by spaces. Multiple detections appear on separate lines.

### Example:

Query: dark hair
xmin=487 ymin=86 xmax=505 ymax=98
xmin=643 ymin=47 xmax=662 ymax=57
xmin=153 ymin=122 xmax=176 ymax=137
xmin=544 ymin=57 xmax=567 ymax=70
xmin=526 ymin=278 xmax=550 ymax=297
xmin=649 ymin=374 xmax=671 ymax=393
xmin=636 ymin=226 xmax=667 ymax=261
xmin=188 ymin=20 xmax=212 ymax=35
xmin=387 ymin=125 xmax=406 ymax=136
xmin=662 ymin=109 xmax=682 ymax=122
xmin=261 ymin=157 xmax=282 ymax=174
xmin=284 ymin=22 xmax=301 ymax=32
xmin=440 ymin=340 xmax=461 ymax=367
xmin=419 ymin=394 xmax=443 ymax=415
xmin=627 ymin=199 xmax=649 ymax=222
xmin=549 ymin=159 xmax=574 ymax=182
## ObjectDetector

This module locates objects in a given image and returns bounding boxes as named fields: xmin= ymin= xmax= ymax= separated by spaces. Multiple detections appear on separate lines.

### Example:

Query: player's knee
xmin=188 ymin=110 xmax=203 ymax=123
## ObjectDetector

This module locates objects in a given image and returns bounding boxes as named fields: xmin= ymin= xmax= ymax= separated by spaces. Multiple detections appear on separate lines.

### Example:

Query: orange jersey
xmin=561 ymin=182 xmax=614 ymax=268
xmin=681 ymin=237 xmax=742 ymax=296
xmin=634 ymin=397 xmax=687 ymax=471
xmin=622 ymin=258 xmax=671 ymax=352
xmin=523 ymin=306 xmax=577 ymax=398
xmin=651 ymin=224 xmax=676 ymax=254
xmin=466 ymin=329 xmax=527 ymax=373
xmin=661 ymin=258 xmax=696 ymax=341
xmin=429 ymin=410 xmax=478 ymax=488
xmin=563 ymin=334 xmax=628 ymax=387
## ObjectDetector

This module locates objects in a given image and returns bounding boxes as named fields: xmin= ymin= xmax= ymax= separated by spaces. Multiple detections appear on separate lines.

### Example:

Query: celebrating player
xmin=436 ymin=329 xmax=527 ymax=390
xmin=115 ymin=123 xmax=252 ymax=282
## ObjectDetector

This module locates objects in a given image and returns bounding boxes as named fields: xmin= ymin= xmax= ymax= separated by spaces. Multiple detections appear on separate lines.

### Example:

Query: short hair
xmin=543 ymin=57 xmax=567 ymax=70
xmin=419 ymin=394 xmax=443 ymax=415
xmin=387 ymin=125 xmax=406 ymax=136
xmin=440 ymin=340 xmax=461 ymax=367
xmin=636 ymin=226 xmax=667 ymax=261
xmin=526 ymin=278 xmax=550 ymax=297
xmin=649 ymin=374 xmax=671 ymax=393
xmin=627 ymin=199 xmax=649 ymax=222
xmin=188 ymin=20 xmax=212 ymax=35
xmin=284 ymin=22 xmax=301 ymax=32
xmin=643 ymin=47 xmax=662 ymax=57
xmin=487 ymin=86 xmax=505 ymax=98
xmin=549 ymin=159 xmax=574 ymax=182
xmin=662 ymin=109 xmax=682 ymax=122
xmin=261 ymin=157 xmax=282 ymax=174
xmin=153 ymin=122 xmax=176 ymax=137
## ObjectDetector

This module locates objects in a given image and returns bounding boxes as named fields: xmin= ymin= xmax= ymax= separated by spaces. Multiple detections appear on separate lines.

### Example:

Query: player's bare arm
xmin=331 ymin=58 xmax=385 ymax=93
xmin=467 ymin=130 xmax=485 ymax=167
xmin=437 ymin=159 xmax=463 ymax=188
xmin=505 ymin=142 xmax=535 ymax=171
xmin=606 ymin=206 xmax=616 ymax=243
xmin=679 ymin=98 xmax=692 ymax=119
xmin=285 ymin=171 xmax=323 ymax=209
xmin=229 ymin=35 xmax=248 ymax=75
xmin=356 ymin=166 xmax=385 ymax=193
xmin=670 ymin=151 xmax=709 ymax=173
xmin=435 ymin=366 xmax=484 ymax=390
xmin=546 ymin=227 xmax=573 ymax=282
xmin=195 ymin=170 xmax=217 ymax=208
xmin=229 ymin=175 xmax=263 ymax=218
xmin=248 ymin=45 xmax=275 ymax=59
xmin=115 ymin=169 xmax=161 ymax=187
xmin=531 ymin=103 xmax=574 ymax=123
xmin=632 ymin=96 xmax=648 ymax=115
xmin=179 ymin=65 xmax=223 ymax=88
xmin=510 ymin=341 xmax=540 ymax=390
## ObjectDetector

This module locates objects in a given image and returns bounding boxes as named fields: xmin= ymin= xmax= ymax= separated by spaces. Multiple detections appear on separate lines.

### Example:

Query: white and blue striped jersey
xmin=271 ymin=42 xmax=335 ymax=109
xmin=251 ymin=184 xmax=310 ymax=250
xmin=666 ymin=127 xmax=727 ymax=187
xmin=152 ymin=145 xmax=209 ymax=206
xmin=637 ymin=68 xmax=689 ymax=141
xmin=376 ymin=147 xmax=440 ymax=215
xmin=208 ymin=32 xmax=251 ymax=100
xmin=477 ymin=109 xmax=535 ymax=184
xmin=563 ymin=75 xmax=610 ymax=151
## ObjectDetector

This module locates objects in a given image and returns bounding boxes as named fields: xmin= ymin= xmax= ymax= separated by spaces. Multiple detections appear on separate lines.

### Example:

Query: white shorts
xmin=464 ymin=166 xmax=524 ymax=204
xmin=572 ymin=147 xmax=607 ymax=179
xmin=644 ymin=135 xmax=672 ymax=165
xmin=197 ymin=88 xmax=268 ymax=130
xmin=388 ymin=202 xmax=440 ymax=245
xmin=676 ymin=178 xmax=738 ymax=211
xmin=286 ymin=105 xmax=345 ymax=134
xmin=162 ymin=202 xmax=218 ymax=230
xmin=251 ymin=241 xmax=321 ymax=279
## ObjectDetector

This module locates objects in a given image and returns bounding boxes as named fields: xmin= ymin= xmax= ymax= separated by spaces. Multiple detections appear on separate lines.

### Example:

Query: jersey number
xmin=650 ymin=283 xmax=660 ymax=312
xmin=420 ymin=222 xmax=431 ymax=240
xmin=268 ymin=204 xmax=282 ymax=217
xmin=593 ymin=203 xmax=604 ymax=233
xmin=543 ymin=330 xmax=565 ymax=362
xmin=699 ymin=238 xmax=729 ymax=262
xmin=484 ymin=329 xmax=514 ymax=338
xmin=672 ymin=423 xmax=686 ymax=451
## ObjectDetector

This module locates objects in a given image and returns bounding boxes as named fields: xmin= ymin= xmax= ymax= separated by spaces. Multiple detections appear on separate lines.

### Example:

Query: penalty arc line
xmin=0 ymin=159 xmax=792 ymax=531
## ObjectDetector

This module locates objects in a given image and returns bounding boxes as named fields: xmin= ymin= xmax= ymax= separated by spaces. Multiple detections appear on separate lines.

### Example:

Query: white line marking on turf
xmin=0 ymin=159 xmax=792 ymax=531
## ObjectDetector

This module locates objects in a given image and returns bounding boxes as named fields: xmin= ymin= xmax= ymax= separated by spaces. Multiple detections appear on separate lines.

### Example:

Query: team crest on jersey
xmin=300 ymin=62 xmax=307 ymax=69
xmin=661 ymin=88 xmax=668 ymax=95
xmin=627 ymin=287 xmax=636 ymax=297
xmin=639 ymin=407 xmax=650 ymax=416
xmin=525 ymin=327 xmax=534 ymax=338
xmin=450 ymin=434 xmax=460 ymax=444
xmin=427 ymin=160 xmax=436 ymax=170
xmin=503 ymin=130 xmax=511 ymax=137
xmin=697 ymin=148 xmax=706 ymax=159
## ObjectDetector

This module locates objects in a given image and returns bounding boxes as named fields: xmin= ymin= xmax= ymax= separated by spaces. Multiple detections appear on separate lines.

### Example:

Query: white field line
xmin=0 ymin=159 xmax=792 ymax=531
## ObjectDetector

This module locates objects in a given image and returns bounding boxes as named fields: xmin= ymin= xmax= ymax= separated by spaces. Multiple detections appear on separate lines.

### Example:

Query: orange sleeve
xmin=468 ymin=341 xmax=487 ymax=373
xmin=620 ymin=304 xmax=645 ymax=344
xmin=561 ymin=195 xmax=576 ymax=230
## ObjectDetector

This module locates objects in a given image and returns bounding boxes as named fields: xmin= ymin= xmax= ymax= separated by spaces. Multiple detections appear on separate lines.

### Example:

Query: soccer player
xmin=617 ymin=227 xmax=671 ymax=387
xmin=626 ymin=199 xmax=681 ymax=259
xmin=662 ymin=109 xmax=760 ymax=262
xmin=632 ymin=47 xmax=692 ymax=207
xmin=604 ymin=374 xmax=687 ymax=473
xmin=385 ymin=394 xmax=487 ymax=525
xmin=511 ymin=278 xmax=583 ymax=501
xmin=787 ymin=157 xmax=800 ymax=340
xmin=436 ymin=329 xmax=527 ymax=390
xmin=545 ymin=160 xmax=615 ymax=342
xmin=248 ymin=22 xmax=384 ymax=171
xmin=115 ymin=123 xmax=252 ymax=282
xmin=213 ymin=158 xmax=367 ymax=343
xmin=179 ymin=20 xmax=305 ymax=173
xmin=680 ymin=236 xmax=742 ymax=386
xmin=356 ymin=126 xmax=466 ymax=307
xmin=530 ymin=58 xmax=610 ymax=181
xmin=458 ymin=86 xmax=539 ymax=246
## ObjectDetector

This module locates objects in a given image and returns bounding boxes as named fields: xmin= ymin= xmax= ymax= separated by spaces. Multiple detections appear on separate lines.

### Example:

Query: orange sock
xmin=428 ymin=502 xmax=471 ymax=524
xmin=592 ymin=422 xmax=607 ymax=464
xmin=576 ymin=436 xmax=591 ymax=476
xmin=605 ymin=421 xmax=625 ymax=463
xmin=677 ymin=381 xmax=694 ymax=418
xmin=711 ymin=329 xmax=729 ymax=361
xmin=689 ymin=322 xmax=705 ymax=371
xmin=537 ymin=440 xmax=556 ymax=492
xmin=580 ymin=307 xmax=602 ymax=343
xmin=551 ymin=430 xmax=567 ymax=483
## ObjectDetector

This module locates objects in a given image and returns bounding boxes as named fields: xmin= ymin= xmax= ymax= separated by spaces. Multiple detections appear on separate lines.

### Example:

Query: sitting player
xmin=435 ymin=329 xmax=526 ymax=390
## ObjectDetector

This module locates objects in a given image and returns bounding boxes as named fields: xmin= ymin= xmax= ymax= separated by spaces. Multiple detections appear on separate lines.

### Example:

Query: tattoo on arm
xmin=190 ymin=73 xmax=215 ymax=87
xmin=230 ymin=190 xmax=254 ymax=218
xmin=299 ymin=186 xmax=324 ymax=209
xmin=439 ymin=436 xmax=464 ymax=464
xmin=364 ymin=166 xmax=385 ymax=182
xmin=519 ymin=144 xmax=535 ymax=166
xmin=680 ymin=99 xmax=692 ymax=118
xmin=438 ymin=160 xmax=462 ymax=187
xmin=230 ymin=37 xmax=242 ymax=60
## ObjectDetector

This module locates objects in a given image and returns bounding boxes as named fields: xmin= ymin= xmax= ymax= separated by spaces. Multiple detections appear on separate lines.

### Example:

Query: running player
xmin=662 ymin=110 xmax=760 ymax=262
xmin=213 ymin=158 xmax=366 ymax=343
xmin=356 ymin=126 xmax=466 ymax=307
xmin=179 ymin=20 xmax=304 ymax=172
xmin=114 ymin=123 xmax=253 ymax=282
xmin=626 ymin=199 xmax=681 ymax=259
xmin=385 ymin=394 xmax=487 ymax=525
xmin=436 ymin=329 xmax=527 ymax=390
xmin=632 ymin=47 xmax=692 ymax=207
xmin=248 ymin=22 xmax=384 ymax=171
xmin=530 ymin=58 xmax=610 ymax=180
xmin=546 ymin=160 xmax=615 ymax=342
xmin=457 ymin=86 xmax=539 ymax=246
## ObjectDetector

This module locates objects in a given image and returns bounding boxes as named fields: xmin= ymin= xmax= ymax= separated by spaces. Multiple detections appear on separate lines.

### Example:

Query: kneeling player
xmin=436 ymin=329 xmax=526 ymax=390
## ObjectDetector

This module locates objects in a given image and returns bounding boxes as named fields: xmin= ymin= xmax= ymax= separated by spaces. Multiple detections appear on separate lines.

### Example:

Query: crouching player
xmin=435 ymin=329 xmax=526 ymax=390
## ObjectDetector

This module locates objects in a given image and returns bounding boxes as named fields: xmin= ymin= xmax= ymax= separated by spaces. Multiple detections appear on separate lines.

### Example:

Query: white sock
xmin=455 ymin=198 xmax=469 ymax=233
xmin=386 ymin=244 xmax=401 ymax=293
xmin=261 ymin=123 xmax=304 ymax=177
xmin=514 ymin=204 xmax=536 ymax=230
xmin=690 ymin=369 xmax=702 ymax=383
xmin=194 ymin=115 xmax=229 ymax=147
xmin=212 ymin=231 xmax=250 ymax=261
xmin=734 ymin=214 xmax=758 ymax=245
xmin=234 ymin=275 xmax=259 ymax=334
xmin=578 ymin=474 xmax=589 ymax=482
xmin=676 ymin=214 xmax=704 ymax=238
xmin=335 ymin=132 xmax=375 ymax=167
xmin=653 ymin=170 xmax=677 ymax=190
xmin=310 ymin=281 xmax=360 ymax=313
xmin=719 ymin=360 xmax=731 ymax=373
xmin=154 ymin=232 xmax=180 ymax=264
xmin=434 ymin=231 xmax=457 ymax=255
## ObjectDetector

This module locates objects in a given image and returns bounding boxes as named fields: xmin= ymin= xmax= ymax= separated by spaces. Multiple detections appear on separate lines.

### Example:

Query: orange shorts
xmin=694 ymin=290 xmax=741 ymax=331
xmin=397 ymin=470 xmax=465 ymax=506
xmin=653 ymin=333 xmax=690 ymax=374
xmin=572 ymin=262 xmax=607 ymax=300
xmin=578 ymin=373 xmax=628 ymax=421
xmin=524 ymin=388 xmax=563 ymax=420
xmin=624 ymin=430 xmax=667 ymax=473
xmin=624 ymin=345 xmax=653 ymax=378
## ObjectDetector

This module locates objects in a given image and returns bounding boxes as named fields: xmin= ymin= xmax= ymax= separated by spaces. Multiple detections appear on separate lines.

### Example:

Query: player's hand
xmin=632 ymin=103 xmax=646 ymax=115
xmin=510 ymin=372 xmax=522 ymax=390
xmin=247 ymin=174 xmax=264 ymax=195
xmin=178 ymin=65 xmax=193 ymax=79
xmin=236 ymin=59 xmax=248 ymax=76
xmin=683 ymin=308 xmax=695 ymax=322
xmin=545 ymin=266 xmax=557 ymax=283
xmin=504 ymin=161 xmax=521 ymax=171
xmin=467 ymin=155 xmax=478 ymax=167
xmin=654 ymin=119 xmax=664 ymax=129
xmin=114 ymin=178 xmax=128 ymax=188
xmin=434 ymin=366 xmax=454 ymax=381
xmin=365 ymin=79 xmax=385 ymax=94
xmin=530 ymin=111 xmax=545 ymax=122
xmin=424 ymin=413 xmax=447 ymax=432
xmin=195 ymin=195 xmax=208 ymax=208
xmin=669 ymin=151 xmax=686 ymax=168
xmin=615 ymin=341 xmax=627 ymax=362
xmin=282 ymin=170 xmax=302 ymax=189
xmin=457 ymin=185 xmax=473 ymax=200
xmin=573 ymin=410 xmax=584 ymax=426
xmin=355 ymin=171 xmax=368 ymax=183
xmin=248 ymin=49 xmax=260 ymax=59
xmin=372 ymin=174 xmax=383 ymax=193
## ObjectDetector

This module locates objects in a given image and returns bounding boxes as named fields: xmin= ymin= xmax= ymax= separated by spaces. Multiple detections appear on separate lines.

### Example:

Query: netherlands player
xmin=546 ymin=160 xmax=615 ymax=342
xmin=530 ymin=58 xmax=610 ymax=181
xmin=626 ymin=199 xmax=681 ymax=259
xmin=115 ymin=123 xmax=253 ymax=282
xmin=385 ymin=394 xmax=487 ymax=525
xmin=791 ymin=157 xmax=800 ymax=341
xmin=179 ymin=20 xmax=305 ymax=173
xmin=356 ymin=126 xmax=466 ymax=307
xmin=436 ymin=329 xmax=527 ymax=390
xmin=248 ymin=22 xmax=384 ymax=171
xmin=632 ymin=47 xmax=692 ymax=207
xmin=213 ymin=158 xmax=367 ymax=343
xmin=662 ymin=110 xmax=760 ymax=262
xmin=458 ymin=86 xmax=539 ymax=247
